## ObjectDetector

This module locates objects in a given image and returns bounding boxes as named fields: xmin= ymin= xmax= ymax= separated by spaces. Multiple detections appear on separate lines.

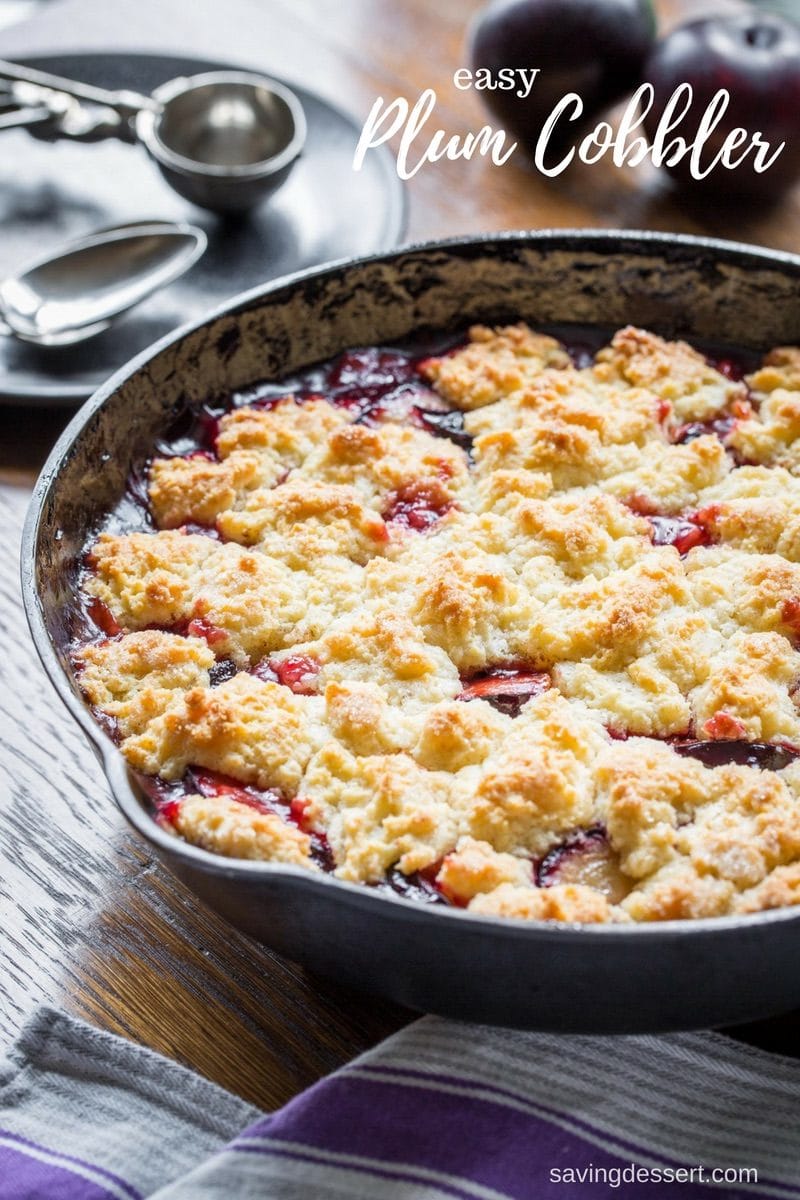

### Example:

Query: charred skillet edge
xmin=20 ymin=228 xmax=800 ymax=944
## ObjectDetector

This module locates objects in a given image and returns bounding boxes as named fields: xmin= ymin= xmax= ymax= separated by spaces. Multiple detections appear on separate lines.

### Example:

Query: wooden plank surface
xmin=1 ymin=0 xmax=799 ymax=1109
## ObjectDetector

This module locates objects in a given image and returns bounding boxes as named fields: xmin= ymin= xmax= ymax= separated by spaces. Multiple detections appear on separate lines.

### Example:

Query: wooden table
xmin=2 ymin=0 xmax=799 ymax=1110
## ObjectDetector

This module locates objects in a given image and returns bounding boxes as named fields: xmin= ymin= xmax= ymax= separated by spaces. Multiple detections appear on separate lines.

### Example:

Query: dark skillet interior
xmin=24 ymin=231 xmax=800 ymax=1032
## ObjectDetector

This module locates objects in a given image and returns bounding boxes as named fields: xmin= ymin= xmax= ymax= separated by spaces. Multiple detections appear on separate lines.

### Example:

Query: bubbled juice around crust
xmin=77 ymin=325 xmax=794 ymax=906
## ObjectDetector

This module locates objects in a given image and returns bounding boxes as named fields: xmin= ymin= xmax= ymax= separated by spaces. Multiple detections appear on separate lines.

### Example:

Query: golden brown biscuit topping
xmin=74 ymin=326 xmax=800 ymax=924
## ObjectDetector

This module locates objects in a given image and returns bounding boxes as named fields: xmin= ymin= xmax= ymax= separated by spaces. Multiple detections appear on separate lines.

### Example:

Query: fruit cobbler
xmin=73 ymin=322 xmax=800 ymax=923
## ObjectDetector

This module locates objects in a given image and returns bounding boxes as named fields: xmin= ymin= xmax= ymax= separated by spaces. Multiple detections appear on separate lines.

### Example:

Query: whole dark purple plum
xmin=643 ymin=14 xmax=800 ymax=200
xmin=468 ymin=0 xmax=656 ymax=157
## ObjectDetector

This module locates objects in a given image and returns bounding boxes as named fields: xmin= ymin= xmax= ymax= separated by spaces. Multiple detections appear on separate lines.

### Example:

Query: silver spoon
xmin=0 ymin=61 xmax=306 ymax=214
xmin=0 ymin=221 xmax=207 ymax=347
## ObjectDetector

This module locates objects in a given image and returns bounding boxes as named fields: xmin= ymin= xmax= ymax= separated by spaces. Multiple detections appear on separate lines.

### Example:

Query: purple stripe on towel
xmin=351 ymin=1064 xmax=799 ymax=1196
xmin=238 ymin=1076 xmax=775 ymax=1200
xmin=0 ymin=1143 xmax=113 ymax=1200
xmin=0 ymin=1130 xmax=142 ymax=1200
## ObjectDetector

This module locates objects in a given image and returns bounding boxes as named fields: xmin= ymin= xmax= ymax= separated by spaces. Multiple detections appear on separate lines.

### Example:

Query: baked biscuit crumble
xmin=75 ymin=324 xmax=800 ymax=924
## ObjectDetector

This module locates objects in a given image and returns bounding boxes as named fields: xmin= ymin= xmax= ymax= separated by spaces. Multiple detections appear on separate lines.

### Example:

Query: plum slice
xmin=458 ymin=667 xmax=551 ymax=717
xmin=536 ymin=827 xmax=630 ymax=903
xmin=673 ymin=740 xmax=800 ymax=771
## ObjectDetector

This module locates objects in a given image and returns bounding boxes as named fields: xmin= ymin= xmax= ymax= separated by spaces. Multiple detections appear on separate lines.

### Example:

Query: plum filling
xmin=673 ymin=739 xmax=800 ymax=771
xmin=191 ymin=771 xmax=335 ymax=869
xmin=645 ymin=514 xmax=712 ymax=556
xmin=231 ymin=344 xmax=468 ymax=430
xmin=701 ymin=712 xmax=749 ymax=740
xmin=154 ymin=404 xmax=224 ymax=458
xmin=670 ymin=370 xmax=753 ymax=446
xmin=289 ymin=796 xmax=314 ymax=830
xmin=279 ymin=347 xmax=436 ymax=424
xmin=412 ymin=406 xmax=474 ymax=452
xmin=382 ymin=864 xmax=447 ymax=906
xmin=105 ymin=475 xmax=155 ymax=535
xmin=627 ymin=494 xmax=714 ymax=556
xmin=326 ymin=347 xmax=418 ymax=393
xmin=186 ymin=616 xmax=228 ymax=647
xmin=567 ymin=343 xmax=597 ymax=370
xmin=383 ymin=482 xmax=453 ymax=531
xmin=707 ymin=355 xmax=747 ymax=382
xmin=209 ymin=659 xmax=238 ymax=687
xmin=86 ymin=597 xmax=122 ymax=638
xmin=673 ymin=415 xmax=738 ymax=445
xmin=536 ymin=827 xmax=630 ymax=903
xmin=179 ymin=522 xmax=223 ymax=540
xmin=255 ymin=654 xmax=321 ymax=694
xmin=672 ymin=399 xmax=754 ymax=448
xmin=82 ymin=327 xmax=781 ymax=911
xmin=780 ymin=598 xmax=800 ymax=640
xmin=190 ymin=768 xmax=284 ymax=813
xmin=458 ymin=667 xmax=551 ymax=717
xmin=251 ymin=659 xmax=279 ymax=684
xmin=286 ymin=797 xmax=335 ymax=871
xmin=90 ymin=708 xmax=121 ymax=745
xmin=137 ymin=774 xmax=189 ymax=825
xmin=144 ymin=770 xmax=334 ymax=869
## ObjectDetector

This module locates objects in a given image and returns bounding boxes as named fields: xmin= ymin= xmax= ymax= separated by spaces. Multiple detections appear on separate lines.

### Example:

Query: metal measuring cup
xmin=0 ymin=60 xmax=307 ymax=214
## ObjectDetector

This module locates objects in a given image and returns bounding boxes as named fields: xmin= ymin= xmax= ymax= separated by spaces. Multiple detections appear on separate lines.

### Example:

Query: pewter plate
xmin=0 ymin=52 xmax=405 ymax=405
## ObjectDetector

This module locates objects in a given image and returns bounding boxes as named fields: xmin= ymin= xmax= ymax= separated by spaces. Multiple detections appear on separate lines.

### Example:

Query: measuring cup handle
xmin=0 ymin=105 xmax=57 ymax=133
xmin=0 ymin=59 xmax=156 ymax=122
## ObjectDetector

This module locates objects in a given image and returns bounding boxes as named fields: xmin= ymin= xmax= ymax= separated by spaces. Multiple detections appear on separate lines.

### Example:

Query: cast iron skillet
xmin=21 ymin=231 xmax=800 ymax=1033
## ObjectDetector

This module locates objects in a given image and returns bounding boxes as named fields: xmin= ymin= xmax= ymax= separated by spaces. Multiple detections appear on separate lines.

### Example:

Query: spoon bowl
xmin=136 ymin=72 xmax=307 ymax=213
xmin=0 ymin=222 xmax=206 ymax=346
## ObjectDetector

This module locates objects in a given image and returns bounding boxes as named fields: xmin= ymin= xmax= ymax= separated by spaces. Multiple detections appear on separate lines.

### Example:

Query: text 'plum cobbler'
xmin=73 ymin=322 xmax=800 ymax=923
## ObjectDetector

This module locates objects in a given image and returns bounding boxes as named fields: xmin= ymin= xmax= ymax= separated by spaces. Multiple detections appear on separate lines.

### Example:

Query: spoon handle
xmin=0 ymin=105 xmax=55 ymax=132
xmin=0 ymin=59 xmax=156 ymax=122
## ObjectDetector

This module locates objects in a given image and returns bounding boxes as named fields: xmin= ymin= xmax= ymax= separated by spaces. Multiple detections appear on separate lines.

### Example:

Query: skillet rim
xmin=22 ymin=225 xmax=800 ymax=943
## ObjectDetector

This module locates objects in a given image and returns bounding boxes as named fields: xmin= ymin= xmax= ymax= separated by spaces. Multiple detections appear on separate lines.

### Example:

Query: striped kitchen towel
xmin=1 ymin=1006 xmax=799 ymax=1199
